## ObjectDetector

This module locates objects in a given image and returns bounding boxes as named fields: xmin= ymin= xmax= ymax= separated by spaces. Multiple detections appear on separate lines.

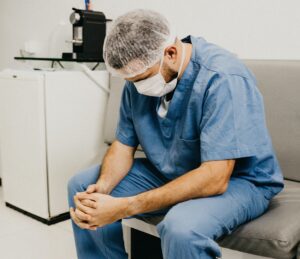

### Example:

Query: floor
xmin=0 ymin=185 xmax=272 ymax=259
xmin=0 ymin=186 xmax=77 ymax=259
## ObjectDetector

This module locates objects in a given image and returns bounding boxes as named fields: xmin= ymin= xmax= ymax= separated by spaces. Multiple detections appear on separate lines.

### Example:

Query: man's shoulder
xmin=190 ymin=36 xmax=255 ymax=80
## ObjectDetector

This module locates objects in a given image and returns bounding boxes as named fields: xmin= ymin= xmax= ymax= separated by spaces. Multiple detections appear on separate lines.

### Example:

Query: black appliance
xmin=63 ymin=8 xmax=111 ymax=61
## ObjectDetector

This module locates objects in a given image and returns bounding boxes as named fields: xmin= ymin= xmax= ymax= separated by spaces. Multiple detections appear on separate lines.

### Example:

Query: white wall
xmin=0 ymin=1 xmax=299 ymax=180
xmin=0 ymin=0 xmax=300 ymax=71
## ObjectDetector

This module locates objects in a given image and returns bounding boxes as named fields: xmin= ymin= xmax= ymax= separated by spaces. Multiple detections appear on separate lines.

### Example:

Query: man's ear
xmin=164 ymin=45 xmax=178 ymax=63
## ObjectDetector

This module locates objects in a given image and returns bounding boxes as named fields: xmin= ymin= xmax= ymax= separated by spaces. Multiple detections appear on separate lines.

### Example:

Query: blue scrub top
xmin=115 ymin=35 xmax=284 ymax=200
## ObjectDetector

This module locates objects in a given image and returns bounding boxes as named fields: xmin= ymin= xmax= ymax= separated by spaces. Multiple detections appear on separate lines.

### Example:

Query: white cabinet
xmin=0 ymin=69 xmax=109 ymax=223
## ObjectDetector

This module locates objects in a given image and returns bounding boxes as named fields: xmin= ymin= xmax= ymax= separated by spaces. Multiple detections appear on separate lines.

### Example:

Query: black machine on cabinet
xmin=63 ymin=8 xmax=111 ymax=61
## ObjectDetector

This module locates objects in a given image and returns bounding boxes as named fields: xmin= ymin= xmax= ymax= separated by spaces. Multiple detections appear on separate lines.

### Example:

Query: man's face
xmin=124 ymin=43 xmax=180 ymax=84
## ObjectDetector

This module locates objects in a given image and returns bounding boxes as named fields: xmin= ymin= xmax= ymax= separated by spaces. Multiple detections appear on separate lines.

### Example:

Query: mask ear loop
xmin=157 ymin=53 xmax=165 ymax=75
xmin=176 ymin=41 xmax=186 ymax=78
xmin=160 ymin=40 xmax=186 ymax=82
xmin=158 ymin=34 xmax=177 ymax=75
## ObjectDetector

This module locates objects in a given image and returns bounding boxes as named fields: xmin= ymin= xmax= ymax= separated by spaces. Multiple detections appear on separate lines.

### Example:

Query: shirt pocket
xmin=172 ymin=137 xmax=201 ymax=176
xmin=178 ymin=110 xmax=200 ymax=141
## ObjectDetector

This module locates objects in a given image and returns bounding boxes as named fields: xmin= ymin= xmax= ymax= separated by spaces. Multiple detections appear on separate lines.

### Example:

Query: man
xmin=68 ymin=9 xmax=284 ymax=259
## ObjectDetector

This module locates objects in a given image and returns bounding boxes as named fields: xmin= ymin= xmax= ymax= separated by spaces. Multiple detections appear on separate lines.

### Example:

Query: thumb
xmin=86 ymin=184 xmax=97 ymax=193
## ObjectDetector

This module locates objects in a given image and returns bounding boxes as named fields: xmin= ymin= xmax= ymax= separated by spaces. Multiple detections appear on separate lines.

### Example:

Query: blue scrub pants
xmin=67 ymin=158 xmax=270 ymax=259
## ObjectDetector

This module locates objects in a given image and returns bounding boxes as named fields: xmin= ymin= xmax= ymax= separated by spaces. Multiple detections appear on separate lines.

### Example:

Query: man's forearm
xmin=96 ymin=141 xmax=136 ymax=194
xmin=126 ymin=160 xmax=234 ymax=216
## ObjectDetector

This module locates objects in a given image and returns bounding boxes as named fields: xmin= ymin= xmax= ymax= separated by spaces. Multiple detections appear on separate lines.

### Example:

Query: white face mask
xmin=134 ymin=41 xmax=186 ymax=97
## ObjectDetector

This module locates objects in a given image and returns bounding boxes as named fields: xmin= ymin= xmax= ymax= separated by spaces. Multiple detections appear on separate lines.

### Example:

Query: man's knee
xmin=157 ymin=205 xmax=223 ymax=258
xmin=158 ymin=217 xmax=193 ymax=245
xmin=67 ymin=164 xmax=101 ymax=195
xmin=157 ymin=204 xmax=226 ymax=243
xmin=67 ymin=172 xmax=84 ymax=195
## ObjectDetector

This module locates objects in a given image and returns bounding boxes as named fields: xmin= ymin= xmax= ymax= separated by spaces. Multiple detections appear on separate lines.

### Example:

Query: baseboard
xmin=5 ymin=202 xmax=70 ymax=225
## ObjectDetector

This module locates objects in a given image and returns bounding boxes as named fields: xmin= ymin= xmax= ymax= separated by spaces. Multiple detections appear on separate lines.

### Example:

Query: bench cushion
xmin=123 ymin=180 xmax=300 ymax=259
xmin=219 ymin=180 xmax=300 ymax=259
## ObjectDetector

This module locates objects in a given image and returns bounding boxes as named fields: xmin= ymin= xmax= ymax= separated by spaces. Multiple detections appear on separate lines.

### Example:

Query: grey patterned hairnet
xmin=103 ymin=9 xmax=174 ymax=78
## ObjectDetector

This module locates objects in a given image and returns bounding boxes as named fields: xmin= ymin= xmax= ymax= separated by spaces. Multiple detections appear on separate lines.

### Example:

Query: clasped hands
xmin=70 ymin=184 xmax=130 ymax=230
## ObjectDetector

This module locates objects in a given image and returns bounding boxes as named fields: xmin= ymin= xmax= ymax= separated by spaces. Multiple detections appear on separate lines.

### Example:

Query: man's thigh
xmin=157 ymin=177 xmax=270 ymax=240
xmin=111 ymin=158 xmax=169 ymax=197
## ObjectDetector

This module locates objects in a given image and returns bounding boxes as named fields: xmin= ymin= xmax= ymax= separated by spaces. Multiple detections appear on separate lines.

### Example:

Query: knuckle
xmin=78 ymin=213 xmax=85 ymax=220
xmin=82 ymin=199 xmax=88 ymax=206
xmin=76 ymin=211 xmax=83 ymax=219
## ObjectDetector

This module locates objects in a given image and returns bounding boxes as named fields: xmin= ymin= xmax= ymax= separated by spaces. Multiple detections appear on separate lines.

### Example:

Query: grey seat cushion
xmin=219 ymin=180 xmax=300 ymax=259
xmin=133 ymin=180 xmax=300 ymax=259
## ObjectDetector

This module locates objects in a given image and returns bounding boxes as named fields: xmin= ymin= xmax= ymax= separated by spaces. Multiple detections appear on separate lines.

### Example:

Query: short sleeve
xmin=200 ymin=74 xmax=270 ymax=162
xmin=115 ymin=83 xmax=139 ymax=147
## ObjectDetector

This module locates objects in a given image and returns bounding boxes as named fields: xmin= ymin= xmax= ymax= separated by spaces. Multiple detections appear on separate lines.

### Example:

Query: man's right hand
xmin=71 ymin=183 xmax=105 ymax=230
xmin=86 ymin=182 xmax=108 ymax=194
xmin=86 ymin=183 xmax=102 ymax=194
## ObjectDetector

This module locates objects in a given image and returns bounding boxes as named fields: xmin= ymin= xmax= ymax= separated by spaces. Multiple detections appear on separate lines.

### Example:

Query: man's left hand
xmin=71 ymin=192 xmax=129 ymax=228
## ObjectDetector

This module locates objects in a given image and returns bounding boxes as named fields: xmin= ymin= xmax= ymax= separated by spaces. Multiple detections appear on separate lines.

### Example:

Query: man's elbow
xmin=216 ymin=168 xmax=232 ymax=194
xmin=217 ymin=181 xmax=229 ymax=195
xmin=201 ymin=159 xmax=235 ymax=195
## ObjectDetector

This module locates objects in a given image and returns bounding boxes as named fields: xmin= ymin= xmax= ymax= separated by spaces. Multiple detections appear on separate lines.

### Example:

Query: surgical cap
xmin=103 ymin=9 xmax=175 ymax=78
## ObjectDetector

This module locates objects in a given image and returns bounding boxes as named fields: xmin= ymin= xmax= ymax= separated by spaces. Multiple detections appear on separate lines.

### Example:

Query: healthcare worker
xmin=68 ymin=9 xmax=284 ymax=259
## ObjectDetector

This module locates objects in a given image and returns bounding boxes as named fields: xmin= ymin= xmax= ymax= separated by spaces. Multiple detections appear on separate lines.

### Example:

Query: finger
xmin=73 ymin=195 xmax=82 ymax=211
xmin=76 ymin=192 xmax=98 ymax=201
xmin=75 ymin=208 xmax=92 ymax=222
xmin=77 ymin=220 xmax=94 ymax=230
xmin=74 ymin=195 xmax=94 ymax=211
xmin=89 ymin=225 xmax=97 ymax=231
xmin=73 ymin=192 xmax=86 ymax=204
xmin=81 ymin=198 xmax=97 ymax=209
xmin=74 ymin=196 xmax=96 ymax=213
xmin=70 ymin=207 xmax=85 ymax=225
xmin=77 ymin=199 xmax=96 ymax=214
xmin=70 ymin=208 xmax=96 ymax=230
xmin=86 ymin=184 xmax=96 ymax=194
xmin=70 ymin=207 xmax=84 ymax=226
xmin=69 ymin=207 xmax=77 ymax=223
